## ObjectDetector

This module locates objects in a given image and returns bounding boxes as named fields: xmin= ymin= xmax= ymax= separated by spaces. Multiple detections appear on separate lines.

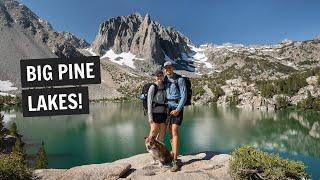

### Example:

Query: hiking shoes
xmin=170 ymin=159 xmax=179 ymax=172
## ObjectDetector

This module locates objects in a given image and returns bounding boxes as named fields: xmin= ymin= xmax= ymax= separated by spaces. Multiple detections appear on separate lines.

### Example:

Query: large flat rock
xmin=33 ymin=163 xmax=131 ymax=180
xmin=33 ymin=152 xmax=231 ymax=180
xmin=119 ymin=152 xmax=231 ymax=180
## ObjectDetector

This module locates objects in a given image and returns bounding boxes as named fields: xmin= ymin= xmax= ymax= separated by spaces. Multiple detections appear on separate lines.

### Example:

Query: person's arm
xmin=147 ymin=85 xmax=155 ymax=122
xmin=176 ymin=78 xmax=187 ymax=111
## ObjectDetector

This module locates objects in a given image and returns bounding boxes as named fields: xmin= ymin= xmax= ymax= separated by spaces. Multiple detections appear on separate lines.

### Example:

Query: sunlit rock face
xmin=90 ymin=13 xmax=194 ymax=71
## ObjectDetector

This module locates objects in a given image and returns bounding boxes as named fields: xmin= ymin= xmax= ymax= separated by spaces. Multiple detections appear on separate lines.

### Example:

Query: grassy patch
xmin=210 ymin=86 xmax=225 ymax=102
xmin=298 ymin=60 xmax=317 ymax=66
xmin=228 ymin=90 xmax=240 ymax=106
xmin=275 ymin=95 xmax=290 ymax=110
xmin=297 ymin=91 xmax=320 ymax=111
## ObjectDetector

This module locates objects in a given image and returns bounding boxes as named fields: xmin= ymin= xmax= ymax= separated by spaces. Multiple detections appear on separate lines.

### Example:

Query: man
xmin=163 ymin=61 xmax=187 ymax=172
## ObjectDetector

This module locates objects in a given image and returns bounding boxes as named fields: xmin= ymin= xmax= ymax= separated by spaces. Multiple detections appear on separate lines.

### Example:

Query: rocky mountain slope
xmin=202 ymin=38 xmax=320 ymax=79
xmin=187 ymin=38 xmax=320 ymax=110
xmin=0 ymin=0 xmax=89 ymax=57
xmin=0 ymin=0 xmax=88 ymax=85
xmin=0 ymin=0 xmax=120 ymax=100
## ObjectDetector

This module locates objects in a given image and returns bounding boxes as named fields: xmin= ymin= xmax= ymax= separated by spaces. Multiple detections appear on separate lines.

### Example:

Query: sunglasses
xmin=156 ymin=74 xmax=164 ymax=77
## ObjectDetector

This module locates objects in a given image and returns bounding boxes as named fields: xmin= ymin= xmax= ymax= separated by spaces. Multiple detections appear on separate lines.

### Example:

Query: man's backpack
xmin=140 ymin=83 xmax=157 ymax=115
xmin=165 ymin=74 xmax=192 ymax=106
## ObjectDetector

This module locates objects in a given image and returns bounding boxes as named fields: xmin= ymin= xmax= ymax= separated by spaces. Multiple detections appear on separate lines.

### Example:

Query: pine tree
xmin=12 ymin=137 xmax=27 ymax=165
xmin=9 ymin=122 xmax=18 ymax=136
xmin=305 ymin=90 xmax=314 ymax=109
xmin=0 ymin=114 xmax=4 ymax=137
xmin=35 ymin=141 xmax=48 ymax=169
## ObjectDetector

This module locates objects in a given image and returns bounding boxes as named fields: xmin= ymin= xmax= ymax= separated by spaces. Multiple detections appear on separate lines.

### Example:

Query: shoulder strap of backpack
xmin=165 ymin=74 xmax=183 ymax=93
xmin=150 ymin=83 xmax=158 ymax=95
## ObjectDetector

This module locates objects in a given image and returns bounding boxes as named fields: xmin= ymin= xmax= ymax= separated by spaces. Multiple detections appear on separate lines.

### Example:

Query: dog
xmin=145 ymin=136 xmax=173 ymax=166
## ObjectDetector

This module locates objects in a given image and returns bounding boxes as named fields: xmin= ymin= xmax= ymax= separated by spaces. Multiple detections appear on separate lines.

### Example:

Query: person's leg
xmin=149 ymin=122 xmax=159 ymax=138
xmin=157 ymin=123 xmax=166 ymax=142
xmin=168 ymin=124 xmax=173 ymax=145
xmin=171 ymin=124 xmax=180 ymax=160
xmin=167 ymin=108 xmax=173 ymax=146
xmin=170 ymin=123 xmax=180 ymax=172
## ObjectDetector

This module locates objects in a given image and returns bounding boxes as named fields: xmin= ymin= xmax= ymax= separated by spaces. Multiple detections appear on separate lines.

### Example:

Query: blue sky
xmin=20 ymin=0 xmax=320 ymax=45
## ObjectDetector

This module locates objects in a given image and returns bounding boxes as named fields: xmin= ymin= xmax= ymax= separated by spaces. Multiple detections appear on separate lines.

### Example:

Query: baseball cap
xmin=163 ymin=61 xmax=173 ymax=68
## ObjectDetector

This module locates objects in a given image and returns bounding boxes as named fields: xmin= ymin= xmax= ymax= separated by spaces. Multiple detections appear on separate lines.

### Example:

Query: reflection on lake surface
xmin=2 ymin=103 xmax=320 ymax=179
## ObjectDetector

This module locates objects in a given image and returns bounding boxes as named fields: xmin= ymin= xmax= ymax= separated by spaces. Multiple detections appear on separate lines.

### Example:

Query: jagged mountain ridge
xmin=89 ymin=13 xmax=195 ymax=71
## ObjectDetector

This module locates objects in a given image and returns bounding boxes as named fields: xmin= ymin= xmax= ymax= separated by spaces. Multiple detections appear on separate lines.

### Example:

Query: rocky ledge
xmin=33 ymin=152 xmax=231 ymax=180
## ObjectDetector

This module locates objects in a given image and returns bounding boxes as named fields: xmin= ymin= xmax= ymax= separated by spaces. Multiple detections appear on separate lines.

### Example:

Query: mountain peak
xmin=143 ymin=13 xmax=151 ymax=24
xmin=91 ymin=13 xmax=193 ymax=71
xmin=130 ymin=12 xmax=143 ymax=19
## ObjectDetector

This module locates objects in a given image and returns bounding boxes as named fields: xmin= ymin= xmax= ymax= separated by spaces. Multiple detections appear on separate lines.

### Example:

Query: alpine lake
xmin=2 ymin=102 xmax=320 ymax=179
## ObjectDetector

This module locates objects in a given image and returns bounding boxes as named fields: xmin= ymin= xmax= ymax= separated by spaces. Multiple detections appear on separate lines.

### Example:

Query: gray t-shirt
xmin=147 ymin=84 xmax=166 ymax=122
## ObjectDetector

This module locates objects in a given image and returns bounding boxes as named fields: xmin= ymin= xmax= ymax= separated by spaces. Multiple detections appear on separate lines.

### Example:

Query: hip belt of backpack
xmin=167 ymin=98 xmax=180 ymax=104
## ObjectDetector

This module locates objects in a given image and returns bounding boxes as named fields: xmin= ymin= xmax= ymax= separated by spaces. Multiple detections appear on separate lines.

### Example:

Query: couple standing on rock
xmin=147 ymin=61 xmax=187 ymax=172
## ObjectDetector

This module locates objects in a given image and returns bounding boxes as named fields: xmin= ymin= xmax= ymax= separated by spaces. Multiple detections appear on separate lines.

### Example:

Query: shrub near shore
xmin=230 ymin=146 xmax=309 ymax=180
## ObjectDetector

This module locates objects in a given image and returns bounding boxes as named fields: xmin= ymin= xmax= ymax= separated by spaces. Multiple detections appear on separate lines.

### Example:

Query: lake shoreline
xmin=2 ymin=92 xmax=320 ymax=115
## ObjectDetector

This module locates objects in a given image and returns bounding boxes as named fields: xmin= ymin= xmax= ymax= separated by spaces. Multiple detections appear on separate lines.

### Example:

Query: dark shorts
xmin=152 ymin=113 xmax=167 ymax=124
xmin=167 ymin=107 xmax=183 ymax=126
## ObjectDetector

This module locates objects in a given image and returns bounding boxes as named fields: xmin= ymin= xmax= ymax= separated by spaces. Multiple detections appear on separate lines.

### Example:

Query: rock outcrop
xmin=90 ymin=13 xmax=193 ymax=69
xmin=34 ymin=163 xmax=131 ymax=180
xmin=210 ymin=76 xmax=320 ymax=111
xmin=0 ymin=134 xmax=17 ymax=154
xmin=33 ymin=152 xmax=231 ymax=180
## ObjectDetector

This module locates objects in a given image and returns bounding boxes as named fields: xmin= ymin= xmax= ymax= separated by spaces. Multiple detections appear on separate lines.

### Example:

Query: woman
xmin=147 ymin=70 xmax=167 ymax=142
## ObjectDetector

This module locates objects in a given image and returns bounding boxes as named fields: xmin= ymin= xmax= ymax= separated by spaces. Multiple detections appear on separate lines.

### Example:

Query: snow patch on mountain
xmin=163 ymin=51 xmax=195 ymax=72
xmin=188 ymin=44 xmax=213 ymax=69
xmin=85 ymin=48 xmax=98 ymax=56
xmin=84 ymin=43 xmax=215 ymax=75
xmin=0 ymin=80 xmax=17 ymax=97
xmin=186 ymin=44 xmax=215 ymax=75
xmin=101 ymin=49 xmax=144 ymax=69
xmin=0 ymin=80 xmax=17 ymax=92
xmin=0 ymin=92 xmax=15 ymax=97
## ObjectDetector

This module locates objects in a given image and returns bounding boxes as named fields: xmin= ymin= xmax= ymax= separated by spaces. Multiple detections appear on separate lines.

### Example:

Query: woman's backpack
xmin=140 ymin=83 xmax=157 ymax=115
